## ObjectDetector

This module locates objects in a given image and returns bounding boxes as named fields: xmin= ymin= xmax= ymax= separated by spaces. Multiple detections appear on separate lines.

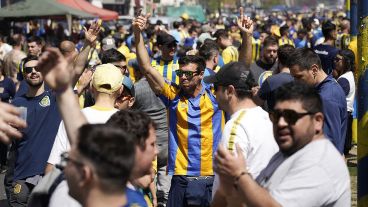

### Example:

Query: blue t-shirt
xmin=12 ymin=90 xmax=61 ymax=181
xmin=0 ymin=77 xmax=16 ymax=103
xmin=258 ymin=72 xmax=294 ymax=110
xmin=316 ymin=75 xmax=347 ymax=154
xmin=125 ymin=187 xmax=149 ymax=207
xmin=313 ymin=44 xmax=339 ymax=75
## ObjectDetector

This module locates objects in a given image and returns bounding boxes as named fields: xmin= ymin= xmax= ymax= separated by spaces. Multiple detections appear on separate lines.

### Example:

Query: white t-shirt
xmin=212 ymin=107 xmax=279 ymax=198
xmin=256 ymin=139 xmax=351 ymax=207
xmin=47 ymin=106 xmax=118 ymax=165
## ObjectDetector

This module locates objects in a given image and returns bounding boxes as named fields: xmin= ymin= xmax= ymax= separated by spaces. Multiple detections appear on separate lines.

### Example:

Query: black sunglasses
xmin=176 ymin=70 xmax=199 ymax=78
xmin=56 ymin=152 xmax=84 ymax=170
xmin=24 ymin=66 xmax=39 ymax=74
xmin=269 ymin=109 xmax=315 ymax=125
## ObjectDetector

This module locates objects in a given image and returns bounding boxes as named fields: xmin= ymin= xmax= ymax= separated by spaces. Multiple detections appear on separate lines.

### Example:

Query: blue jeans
xmin=167 ymin=175 xmax=214 ymax=207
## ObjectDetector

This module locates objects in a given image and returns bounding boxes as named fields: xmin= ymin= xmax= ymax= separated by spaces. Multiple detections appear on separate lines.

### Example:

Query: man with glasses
xmin=59 ymin=124 xmax=135 ymax=207
xmin=288 ymin=48 xmax=347 ymax=154
xmin=6 ymin=55 xmax=62 ymax=206
xmin=133 ymin=9 xmax=253 ymax=206
xmin=214 ymin=81 xmax=351 ymax=206
xmin=204 ymin=62 xmax=278 ymax=207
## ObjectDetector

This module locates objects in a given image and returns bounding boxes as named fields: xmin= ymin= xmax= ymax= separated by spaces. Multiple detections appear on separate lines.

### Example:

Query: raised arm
xmin=72 ymin=20 xmax=101 ymax=86
xmin=132 ymin=13 xmax=165 ymax=94
xmin=37 ymin=47 xmax=87 ymax=146
xmin=237 ymin=7 xmax=254 ymax=70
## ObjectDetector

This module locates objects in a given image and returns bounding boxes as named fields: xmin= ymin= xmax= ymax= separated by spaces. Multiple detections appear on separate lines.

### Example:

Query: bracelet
xmin=233 ymin=170 xmax=251 ymax=190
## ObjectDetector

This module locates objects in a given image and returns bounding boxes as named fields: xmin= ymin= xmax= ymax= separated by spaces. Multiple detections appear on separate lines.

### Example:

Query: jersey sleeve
xmin=158 ymin=81 xmax=180 ymax=108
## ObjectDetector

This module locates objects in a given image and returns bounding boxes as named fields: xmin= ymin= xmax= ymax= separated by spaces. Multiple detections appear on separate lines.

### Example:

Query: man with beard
xmin=6 ymin=55 xmax=62 ymax=206
xmin=214 ymin=82 xmax=351 ymax=206
xmin=133 ymin=9 xmax=253 ymax=206
xmin=249 ymin=36 xmax=278 ymax=86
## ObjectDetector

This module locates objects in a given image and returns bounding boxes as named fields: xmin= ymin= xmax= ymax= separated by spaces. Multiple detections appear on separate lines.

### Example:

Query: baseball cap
xmin=156 ymin=33 xmax=177 ymax=46
xmin=102 ymin=37 xmax=116 ymax=51
xmin=203 ymin=62 xmax=255 ymax=90
xmin=92 ymin=64 xmax=123 ymax=94
xmin=122 ymin=75 xmax=135 ymax=97
xmin=198 ymin=33 xmax=215 ymax=44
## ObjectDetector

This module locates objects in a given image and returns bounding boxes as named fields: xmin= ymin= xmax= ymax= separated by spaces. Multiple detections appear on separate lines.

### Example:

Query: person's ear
xmin=311 ymin=64 xmax=319 ymax=79
xmin=128 ymin=97 xmax=135 ymax=108
xmin=314 ymin=112 xmax=324 ymax=134
xmin=79 ymin=165 xmax=94 ymax=187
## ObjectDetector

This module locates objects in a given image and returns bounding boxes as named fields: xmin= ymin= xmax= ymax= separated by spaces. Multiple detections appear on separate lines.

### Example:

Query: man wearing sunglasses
xmin=204 ymin=62 xmax=279 ymax=207
xmin=5 ymin=55 xmax=62 ymax=206
xmin=288 ymin=48 xmax=347 ymax=155
xmin=214 ymin=81 xmax=350 ymax=207
xmin=133 ymin=8 xmax=254 ymax=207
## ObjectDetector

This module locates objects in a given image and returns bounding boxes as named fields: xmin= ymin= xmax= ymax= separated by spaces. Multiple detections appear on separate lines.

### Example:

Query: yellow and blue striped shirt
xmin=222 ymin=46 xmax=239 ymax=64
xmin=252 ymin=38 xmax=261 ymax=62
xmin=159 ymin=82 xmax=224 ymax=176
xmin=151 ymin=56 xmax=179 ymax=85
xmin=278 ymin=37 xmax=295 ymax=47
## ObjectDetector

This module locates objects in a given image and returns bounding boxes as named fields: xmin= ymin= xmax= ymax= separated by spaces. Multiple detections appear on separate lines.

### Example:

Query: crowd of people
xmin=0 ymin=5 xmax=356 ymax=207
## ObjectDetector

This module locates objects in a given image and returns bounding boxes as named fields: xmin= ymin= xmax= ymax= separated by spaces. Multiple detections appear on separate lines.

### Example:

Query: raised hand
xmin=237 ymin=7 xmax=254 ymax=35
xmin=132 ymin=11 xmax=151 ymax=33
xmin=0 ymin=102 xmax=27 ymax=144
xmin=84 ymin=19 xmax=102 ymax=45
xmin=37 ymin=47 xmax=73 ymax=92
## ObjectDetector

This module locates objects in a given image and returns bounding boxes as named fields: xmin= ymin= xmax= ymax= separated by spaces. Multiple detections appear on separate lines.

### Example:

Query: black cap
xmin=156 ymin=32 xmax=177 ymax=46
xmin=203 ymin=62 xmax=255 ymax=90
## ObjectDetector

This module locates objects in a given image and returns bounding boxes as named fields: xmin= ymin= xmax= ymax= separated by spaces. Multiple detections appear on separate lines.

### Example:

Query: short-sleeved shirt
xmin=250 ymin=60 xmax=278 ymax=86
xmin=256 ymin=139 xmax=351 ymax=207
xmin=222 ymin=46 xmax=239 ymax=64
xmin=258 ymin=72 xmax=294 ymax=110
xmin=47 ymin=106 xmax=118 ymax=165
xmin=0 ymin=76 xmax=16 ymax=103
xmin=314 ymin=44 xmax=339 ymax=74
xmin=212 ymin=107 xmax=278 ymax=198
xmin=159 ymin=81 xmax=224 ymax=176
xmin=12 ymin=91 xmax=61 ymax=181
xmin=316 ymin=75 xmax=347 ymax=154
xmin=151 ymin=56 xmax=179 ymax=85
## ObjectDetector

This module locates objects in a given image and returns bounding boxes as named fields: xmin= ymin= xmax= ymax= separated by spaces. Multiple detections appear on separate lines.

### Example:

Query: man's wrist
xmin=233 ymin=170 xmax=251 ymax=190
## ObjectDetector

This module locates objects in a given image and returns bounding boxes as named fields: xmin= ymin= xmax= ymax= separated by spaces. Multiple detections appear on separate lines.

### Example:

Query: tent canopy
xmin=57 ymin=0 xmax=118 ymax=20
xmin=166 ymin=5 xmax=206 ymax=23
xmin=0 ymin=0 xmax=94 ymax=18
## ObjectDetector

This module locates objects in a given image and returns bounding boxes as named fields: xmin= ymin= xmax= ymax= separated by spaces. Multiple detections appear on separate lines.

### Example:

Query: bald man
xmin=59 ymin=40 xmax=78 ymax=59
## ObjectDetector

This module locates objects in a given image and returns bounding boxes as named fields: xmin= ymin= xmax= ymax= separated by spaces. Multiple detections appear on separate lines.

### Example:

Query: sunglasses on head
xmin=176 ymin=70 xmax=199 ymax=78
xmin=269 ymin=109 xmax=316 ymax=125
xmin=24 ymin=66 xmax=39 ymax=74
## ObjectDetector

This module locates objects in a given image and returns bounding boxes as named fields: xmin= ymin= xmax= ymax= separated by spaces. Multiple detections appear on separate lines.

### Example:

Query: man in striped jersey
xmin=133 ymin=7 xmax=253 ymax=207
xmin=205 ymin=62 xmax=278 ymax=207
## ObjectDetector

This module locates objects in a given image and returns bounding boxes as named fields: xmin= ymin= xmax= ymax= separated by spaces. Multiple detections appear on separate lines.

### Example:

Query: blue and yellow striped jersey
xmin=151 ymin=56 xmax=179 ymax=85
xmin=336 ymin=33 xmax=350 ymax=50
xmin=222 ymin=46 xmax=239 ymax=64
xmin=252 ymin=38 xmax=261 ymax=62
xmin=278 ymin=37 xmax=295 ymax=47
xmin=159 ymin=81 xmax=224 ymax=176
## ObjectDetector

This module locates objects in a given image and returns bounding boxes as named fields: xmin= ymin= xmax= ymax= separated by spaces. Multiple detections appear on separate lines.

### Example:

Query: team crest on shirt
xmin=39 ymin=95 xmax=50 ymax=107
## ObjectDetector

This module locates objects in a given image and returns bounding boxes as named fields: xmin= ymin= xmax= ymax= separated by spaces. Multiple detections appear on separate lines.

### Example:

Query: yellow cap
xmin=270 ymin=25 xmax=281 ymax=37
xmin=92 ymin=64 xmax=123 ymax=94
xmin=181 ymin=13 xmax=189 ymax=20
